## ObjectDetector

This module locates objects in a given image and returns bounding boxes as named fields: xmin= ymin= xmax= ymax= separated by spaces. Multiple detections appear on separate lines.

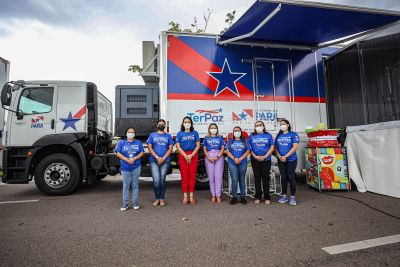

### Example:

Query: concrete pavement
xmin=0 ymin=176 xmax=399 ymax=266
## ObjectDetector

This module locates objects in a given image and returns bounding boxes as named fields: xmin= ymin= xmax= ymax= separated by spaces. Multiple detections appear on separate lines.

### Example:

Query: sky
xmin=1 ymin=0 xmax=400 ymax=104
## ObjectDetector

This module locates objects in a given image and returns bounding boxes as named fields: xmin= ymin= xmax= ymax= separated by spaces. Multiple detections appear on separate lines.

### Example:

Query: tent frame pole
xmin=259 ymin=0 xmax=400 ymax=16
xmin=218 ymin=3 xmax=282 ymax=45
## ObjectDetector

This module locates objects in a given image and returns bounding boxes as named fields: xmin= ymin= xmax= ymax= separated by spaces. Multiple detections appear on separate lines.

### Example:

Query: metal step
xmin=7 ymin=167 xmax=26 ymax=170
xmin=8 ymin=155 xmax=27 ymax=158
xmin=4 ymin=179 xmax=29 ymax=184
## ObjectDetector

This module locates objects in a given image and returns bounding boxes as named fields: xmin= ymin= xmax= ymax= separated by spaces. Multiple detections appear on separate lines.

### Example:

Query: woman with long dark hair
xmin=225 ymin=126 xmax=250 ymax=205
xmin=176 ymin=116 xmax=201 ymax=205
xmin=203 ymin=123 xmax=225 ymax=203
xmin=115 ymin=127 xmax=144 ymax=211
xmin=248 ymin=121 xmax=274 ymax=205
xmin=275 ymin=119 xmax=299 ymax=206
xmin=146 ymin=119 xmax=174 ymax=207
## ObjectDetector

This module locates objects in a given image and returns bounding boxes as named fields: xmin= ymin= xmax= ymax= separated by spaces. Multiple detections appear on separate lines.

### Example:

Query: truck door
xmin=9 ymin=84 xmax=57 ymax=147
xmin=253 ymin=59 xmax=293 ymax=131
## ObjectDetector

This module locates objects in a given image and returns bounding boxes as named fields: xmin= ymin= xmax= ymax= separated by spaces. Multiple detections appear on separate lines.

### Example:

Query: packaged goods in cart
xmin=306 ymin=130 xmax=340 ymax=147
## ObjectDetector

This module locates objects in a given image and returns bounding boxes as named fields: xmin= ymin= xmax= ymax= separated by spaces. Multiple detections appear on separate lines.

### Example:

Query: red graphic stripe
xmin=73 ymin=105 xmax=87 ymax=118
xmin=167 ymin=36 xmax=254 ymax=100
xmin=168 ymin=93 xmax=325 ymax=103
xmin=195 ymin=110 xmax=220 ymax=114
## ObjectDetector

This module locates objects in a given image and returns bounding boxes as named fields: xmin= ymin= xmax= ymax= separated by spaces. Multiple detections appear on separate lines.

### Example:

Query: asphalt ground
xmin=0 ymin=176 xmax=399 ymax=267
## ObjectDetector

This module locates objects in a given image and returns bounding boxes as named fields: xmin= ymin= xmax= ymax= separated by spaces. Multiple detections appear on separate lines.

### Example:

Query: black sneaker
xmin=240 ymin=198 xmax=247 ymax=204
xmin=230 ymin=198 xmax=237 ymax=205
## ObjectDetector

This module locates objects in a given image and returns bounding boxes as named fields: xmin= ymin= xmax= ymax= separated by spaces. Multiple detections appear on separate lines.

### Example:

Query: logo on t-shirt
xmin=181 ymin=135 xmax=195 ymax=141
xmin=231 ymin=141 xmax=245 ymax=151
xmin=277 ymin=136 xmax=292 ymax=146
xmin=153 ymin=136 xmax=169 ymax=144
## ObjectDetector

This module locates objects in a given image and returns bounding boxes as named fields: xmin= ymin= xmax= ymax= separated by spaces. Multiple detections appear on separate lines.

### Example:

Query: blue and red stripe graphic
xmin=167 ymin=35 xmax=325 ymax=103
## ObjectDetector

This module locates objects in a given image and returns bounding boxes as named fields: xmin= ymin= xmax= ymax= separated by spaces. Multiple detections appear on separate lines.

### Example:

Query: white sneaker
xmin=120 ymin=207 xmax=128 ymax=211
xmin=133 ymin=205 xmax=140 ymax=210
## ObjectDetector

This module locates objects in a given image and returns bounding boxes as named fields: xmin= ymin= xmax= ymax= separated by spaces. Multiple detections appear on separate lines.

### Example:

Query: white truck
xmin=1 ymin=80 xmax=120 ymax=195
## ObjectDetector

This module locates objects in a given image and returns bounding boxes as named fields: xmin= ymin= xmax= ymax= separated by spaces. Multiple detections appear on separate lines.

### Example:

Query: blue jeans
xmin=228 ymin=162 xmax=247 ymax=198
xmin=150 ymin=160 xmax=170 ymax=200
xmin=121 ymin=167 xmax=141 ymax=208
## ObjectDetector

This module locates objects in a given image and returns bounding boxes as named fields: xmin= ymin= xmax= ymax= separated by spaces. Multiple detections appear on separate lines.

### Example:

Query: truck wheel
xmin=195 ymin=172 xmax=209 ymax=190
xmin=34 ymin=153 xmax=81 ymax=195
xmin=195 ymin=159 xmax=209 ymax=190
xmin=96 ymin=174 xmax=108 ymax=181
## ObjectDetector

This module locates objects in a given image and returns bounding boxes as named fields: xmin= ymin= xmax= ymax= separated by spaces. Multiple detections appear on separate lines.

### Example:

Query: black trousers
xmin=251 ymin=159 xmax=272 ymax=200
xmin=278 ymin=159 xmax=297 ymax=196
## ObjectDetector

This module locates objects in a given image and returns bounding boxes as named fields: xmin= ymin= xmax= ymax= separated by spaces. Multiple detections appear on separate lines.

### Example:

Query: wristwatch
xmin=156 ymin=156 xmax=160 ymax=159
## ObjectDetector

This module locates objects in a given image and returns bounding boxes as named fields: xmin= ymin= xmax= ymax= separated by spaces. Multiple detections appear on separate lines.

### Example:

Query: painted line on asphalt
xmin=0 ymin=199 xmax=40 ymax=205
xmin=322 ymin=234 xmax=400 ymax=255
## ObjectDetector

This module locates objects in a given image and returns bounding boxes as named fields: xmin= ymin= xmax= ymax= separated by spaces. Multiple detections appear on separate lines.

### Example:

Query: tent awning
xmin=219 ymin=0 xmax=400 ymax=50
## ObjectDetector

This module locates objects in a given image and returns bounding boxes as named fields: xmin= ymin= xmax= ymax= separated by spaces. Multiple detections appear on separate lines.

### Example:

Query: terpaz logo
xmin=187 ymin=108 xmax=224 ymax=123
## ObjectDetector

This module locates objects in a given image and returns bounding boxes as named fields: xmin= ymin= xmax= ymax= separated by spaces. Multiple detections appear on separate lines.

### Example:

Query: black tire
xmin=96 ymin=174 xmax=108 ymax=181
xmin=195 ymin=162 xmax=209 ymax=190
xmin=34 ymin=153 xmax=81 ymax=195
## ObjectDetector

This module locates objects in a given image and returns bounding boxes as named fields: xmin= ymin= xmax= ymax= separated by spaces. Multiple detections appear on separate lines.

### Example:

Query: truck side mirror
xmin=1 ymin=83 xmax=12 ymax=107
xmin=16 ymin=110 xmax=24 ymax=120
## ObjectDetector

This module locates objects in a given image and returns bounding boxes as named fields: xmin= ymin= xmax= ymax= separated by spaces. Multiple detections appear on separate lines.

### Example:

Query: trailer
xmin=117 ymin=32 xmax=333 ymax=177
xmin=116 ymin=0 xmax=400 ymax=188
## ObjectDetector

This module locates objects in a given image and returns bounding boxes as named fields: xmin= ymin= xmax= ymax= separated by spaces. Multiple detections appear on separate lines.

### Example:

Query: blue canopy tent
xmin=219 ymin=0 xmax=400 ymax=50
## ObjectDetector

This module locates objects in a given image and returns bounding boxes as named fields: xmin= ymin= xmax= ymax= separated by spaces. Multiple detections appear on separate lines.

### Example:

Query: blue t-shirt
xmin=275 ymin=132 xmax=300 ymax=161
xmin=248 ymin=132 xmax=275 ymax=161
xmin=146 ymin=132 xmax=174 ymax=163
xmin=226 ymin=139 xmax=249 ymax=165
xmin=203 ymin=136 xmax=225 ymax=151
xmin=115 ymin=139 xmax=144 ymax=171
xmin=176 ymin=130 xmax=200 ymax=151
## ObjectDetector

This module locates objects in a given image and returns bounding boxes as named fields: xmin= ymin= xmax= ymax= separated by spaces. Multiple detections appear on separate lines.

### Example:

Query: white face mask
xmin=210 ymin=129 xmax=217 ymax=135
xmin=256 ymin=126 xmax=264 ymax=134
xmin=234 ymin=131 xmax=241 ymax=138
xmin=126 ymin=133 xmax=135 ymax=139
xmin=280 ymin=124 xmax=288 ymax=132
xmin=184 ymin=123 xmax=191 ymax=129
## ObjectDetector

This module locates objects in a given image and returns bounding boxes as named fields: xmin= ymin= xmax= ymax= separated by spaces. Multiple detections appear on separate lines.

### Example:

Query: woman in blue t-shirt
xmin=274 ymin=119 xmax=299 ymax=206
xmin=203 ymin=123 xmax=225 ymax=203
xmin=248 ymin=121 xmax=275 ymax=205
xmin=176 ymin=116 xmax=201 ymax=205
xmin=115 ymin=127 xmax=144 ymax=211
xmin=225 ymin=126 xmax=250 ymax=205
xmin=146 ymin=119 xmax=174 ymax=207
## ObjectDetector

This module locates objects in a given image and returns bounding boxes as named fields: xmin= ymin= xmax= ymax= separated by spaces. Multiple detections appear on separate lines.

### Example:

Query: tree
xmin=167 ymin=8 xmax=213 ymax=33
xmin=220 ymin=10 xmax=236 ymax=34
xmin=129 ymin=9 xmax=236 ymax=74
xmin=128 ymin=64 xmax=142 ymax=75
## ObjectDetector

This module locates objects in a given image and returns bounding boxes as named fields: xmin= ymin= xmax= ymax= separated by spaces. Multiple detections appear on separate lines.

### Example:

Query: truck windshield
xmin=18 ymin=87 xmax=54 ymax=114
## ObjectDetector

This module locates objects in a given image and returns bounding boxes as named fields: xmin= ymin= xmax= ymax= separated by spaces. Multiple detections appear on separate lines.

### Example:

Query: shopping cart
xmin=222 ymin=157 xmax=281 ymax=197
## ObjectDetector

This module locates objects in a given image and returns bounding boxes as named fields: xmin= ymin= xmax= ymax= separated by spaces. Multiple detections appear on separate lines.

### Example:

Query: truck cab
xmin=1 ymin=80 xmax=118 ymax=195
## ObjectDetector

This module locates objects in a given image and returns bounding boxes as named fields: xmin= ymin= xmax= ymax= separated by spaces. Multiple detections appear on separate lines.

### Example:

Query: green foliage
xmin=168 ymin=8 xmax=213 ymax=33
xmin=220 ymin=10 xmax=236 ymax=34
xmin=128 ymin=64 xmax=143 ymax=74
xmin=129 ymin=9 xmax=236 ymax=74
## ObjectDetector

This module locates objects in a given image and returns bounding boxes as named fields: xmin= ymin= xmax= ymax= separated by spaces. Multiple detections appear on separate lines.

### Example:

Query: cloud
xmin=0 ymin=20 xmax=144 ymax=104
xmin=0 ymin=0 xmax=122 ymax=27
